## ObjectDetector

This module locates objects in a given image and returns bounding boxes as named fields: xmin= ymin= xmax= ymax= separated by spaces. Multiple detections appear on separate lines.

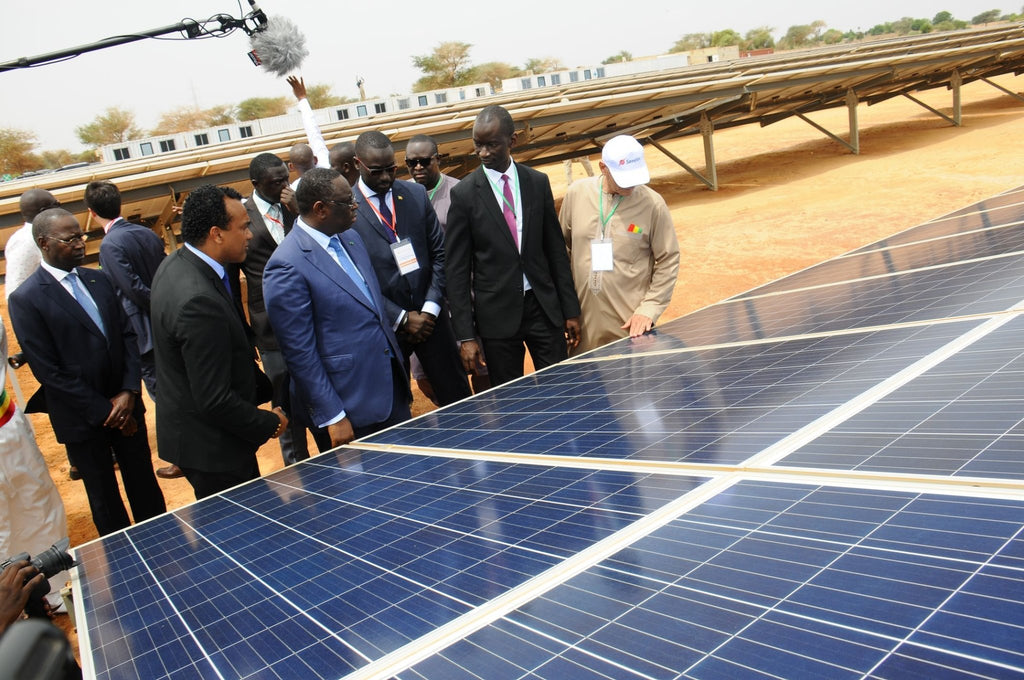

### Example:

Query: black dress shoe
xmin=68 ymin=466 xmax=81 ymax=481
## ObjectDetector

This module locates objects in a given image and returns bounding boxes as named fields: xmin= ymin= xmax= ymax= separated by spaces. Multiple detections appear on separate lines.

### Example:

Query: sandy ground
xmin=3 ymin=74 xmax=1023 ymax=651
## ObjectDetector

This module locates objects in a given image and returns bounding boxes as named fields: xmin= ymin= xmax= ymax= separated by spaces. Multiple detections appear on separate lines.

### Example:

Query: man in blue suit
xmin=350 ymin=131 xmax=470 ymax=406
xmin=8 ymin=208 xmax=166 ymax=536
xmin=264 ymin=168 xmax=411 ymax=447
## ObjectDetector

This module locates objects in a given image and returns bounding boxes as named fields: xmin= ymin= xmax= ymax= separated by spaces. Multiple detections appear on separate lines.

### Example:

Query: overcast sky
xmin=1 ymin=1 xmax=1014 ymax=151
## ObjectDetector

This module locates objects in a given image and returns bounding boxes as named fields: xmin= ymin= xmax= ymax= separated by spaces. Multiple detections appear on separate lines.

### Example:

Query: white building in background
xmin=98 ymin=82 xmax=493 ymax=163
xmin=98 ymin=46 xmax=743 ymax=164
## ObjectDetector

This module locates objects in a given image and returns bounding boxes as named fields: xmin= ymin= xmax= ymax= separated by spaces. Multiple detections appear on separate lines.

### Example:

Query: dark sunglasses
xmin=405 ymin=156 xmax=436 ymax=169
xmin=356 ymin=158 xmax=398 ymax=177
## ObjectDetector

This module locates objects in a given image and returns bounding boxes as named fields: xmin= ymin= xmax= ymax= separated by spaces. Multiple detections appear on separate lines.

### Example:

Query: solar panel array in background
xmin=75 ymin=186 xmax=1024 ymax=679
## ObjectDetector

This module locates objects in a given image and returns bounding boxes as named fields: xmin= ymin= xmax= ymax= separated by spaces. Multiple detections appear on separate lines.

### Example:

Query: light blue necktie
xmin=68 ymin=271 xmax=107 ymax=338
xmin=328 ymin=236 xmax=376 ymax=310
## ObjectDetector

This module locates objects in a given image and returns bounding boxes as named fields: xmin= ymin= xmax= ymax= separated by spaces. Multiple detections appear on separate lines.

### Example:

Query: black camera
xmin=0 ymin=538 xmax=76 ymax=618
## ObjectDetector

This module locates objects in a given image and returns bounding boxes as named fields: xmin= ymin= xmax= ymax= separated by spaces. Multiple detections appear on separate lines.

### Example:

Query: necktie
xmin=501 ymin=174 xmax=518 ymax=248
xmin=221 ymin=270 xmax=233 ymax=296
xmin=328 ymin=236 xmax=376 ymax=310
xmin=68 ymin=272 xmax=106 ymax=338
xmin=264 ymin=204 xmax=285 ymax=244
xmin=376 ymin=192 xmax=395 ymax=243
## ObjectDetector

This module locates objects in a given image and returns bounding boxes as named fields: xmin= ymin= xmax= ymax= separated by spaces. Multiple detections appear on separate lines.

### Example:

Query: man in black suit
xmin=237 ymin=153 xmax=320 ymax=463
xmin=8 ymin=208 xmax=166 ymax=536
xmin=151 ymin=185 xmax=288 ymax=500
xmin=351 ymin=131 xmax=471 ymax=406
xmin=85 ymin=180 xmax=182 ymax=480
xmin=446 ymin=105 xmax=581 ymax=387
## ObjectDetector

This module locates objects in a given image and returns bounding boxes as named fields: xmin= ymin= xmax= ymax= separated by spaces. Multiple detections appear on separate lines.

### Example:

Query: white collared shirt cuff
xmin=321 ymin=410 xmax=346 ymax=427
xmin=421 ymin=301 xmax=441 ymax=318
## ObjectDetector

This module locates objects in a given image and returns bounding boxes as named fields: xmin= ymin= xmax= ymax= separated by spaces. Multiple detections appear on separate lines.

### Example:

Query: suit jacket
xmin=263 ymin=225 xmax=408 ymax=430
xmin=151 ymin=247 xmax=279 ymax=473
xmin=352 ymin=179 xmax=446 ymax=327
xmin=8 ymin=266 xmax=143 ymax=444
xmin=445 ymin=163 xmax=580 ymax=340
xmin=98 ymin=218 xmax=166 ymax=355
xmin=238 ymin=197 xmax=296 ymax=351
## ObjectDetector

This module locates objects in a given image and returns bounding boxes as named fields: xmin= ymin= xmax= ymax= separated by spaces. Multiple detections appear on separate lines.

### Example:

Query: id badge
xmin=591 ymin=238 xmax=613 ymax=271
xmin=391 ymin=238 xmax=420 ymax=275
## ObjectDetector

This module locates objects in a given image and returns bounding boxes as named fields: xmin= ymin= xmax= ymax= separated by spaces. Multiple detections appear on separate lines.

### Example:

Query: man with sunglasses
xmin=349 ymin=132 xmax=471 ymax=406
xmin=9 ymin=208 xmax=166 ymax=536
xmin=405 ymin=134 xmax=460 ymax=230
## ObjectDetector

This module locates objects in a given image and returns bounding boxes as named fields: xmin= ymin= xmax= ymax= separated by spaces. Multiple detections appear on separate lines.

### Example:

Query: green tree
xmin=933 ymin=10 xmax=953 ymax=23
xmin=669 ymin=33 xmax=712 ymax=52
xmin=868 ymin=22 xmax=894 ymax=35
xmin=75 ymin=107 xmax=142 ymax=147
xmin=469 ymin=62 xmax=522 ymax=90
xmin=236 ymin=97 xmax=289 ymax=121
xmin=821 ymin=28 xmax=845 ymax=44
xmin=778 ymin=24 xmax=817 ymax=48
xmin=892 ymin=16 xmax=915 ymax=34
xmin=304 ymin=83 xmax=349 ymax=109
xmin=911 ymin=18 xmax=934 ymax=32
xmin=972 ymin=9 xmax=1002 ymax=23
xmin=522 ymin=57 xmax=564 ymax=73
xmin=39 ymin=149 xmax=75 ymax=169
xmin=601 ymin=50 xmax=633 ymax=64
xmin=412 ymin=41 xmax=475 ymax=91
xmin=0 ymin=127 xmax=40 ymax=175
xmin=710 ymin=29 xmax=742 ymax=46
xmin=743 ymin=26 xmax=775 ymax=50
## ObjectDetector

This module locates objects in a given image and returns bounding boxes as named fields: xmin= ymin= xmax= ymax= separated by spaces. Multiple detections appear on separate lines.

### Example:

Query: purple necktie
xmin=501 ymin=174 xmax=518 ymax=248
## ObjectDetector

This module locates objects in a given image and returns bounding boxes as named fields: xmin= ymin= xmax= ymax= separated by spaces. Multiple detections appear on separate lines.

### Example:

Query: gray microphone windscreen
xmin=249 ymin=15 xmax=309 ymax=76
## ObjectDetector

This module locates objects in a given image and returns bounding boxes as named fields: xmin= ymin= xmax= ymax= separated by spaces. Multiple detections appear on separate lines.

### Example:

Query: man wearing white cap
xmin=560 ymin=134 xmax=680 ymax=355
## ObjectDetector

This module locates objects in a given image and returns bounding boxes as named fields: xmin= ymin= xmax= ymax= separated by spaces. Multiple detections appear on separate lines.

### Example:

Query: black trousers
xmin=401 ymin=309 xmax=471 ymax=407
xmin=480 ymin=291 xmax=568 ymax=388
xmin=180 ymin=458 xmax=261 ymax=501
xmin=65 ymin=421 xmax=166 ymax=536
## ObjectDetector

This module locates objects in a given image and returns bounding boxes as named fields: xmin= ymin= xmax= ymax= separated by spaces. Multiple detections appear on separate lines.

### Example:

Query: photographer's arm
xmin=0 ymin=562 xmax=43 ymax=635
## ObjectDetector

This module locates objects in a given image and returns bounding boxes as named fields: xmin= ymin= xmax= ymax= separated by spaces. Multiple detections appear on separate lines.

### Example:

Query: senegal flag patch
xmin=627 ymin=224 xmax=642 ymax=234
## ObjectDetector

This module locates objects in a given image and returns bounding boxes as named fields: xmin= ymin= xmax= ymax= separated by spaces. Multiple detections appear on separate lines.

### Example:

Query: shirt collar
xmin=184 ymin=242 xmax=226 ymax=279
xmin=296 ymin=216 xmax=333 ymax=251
xmin=39 ymin=260 xmax=74 ymax=283
xmin=482 ymin=158 xmax=517 ymax=183
xmin=250 ymin=192 xmax=276 ymax=217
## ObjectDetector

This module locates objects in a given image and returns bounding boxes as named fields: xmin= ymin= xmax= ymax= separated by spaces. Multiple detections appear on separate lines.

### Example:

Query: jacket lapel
xmin=476 ymin=168 xmax=518 ymax=251
xmin=43 ymin=268 xmax=106 ymax=342
xmin=356 ymin=186 xmax=395 ymax=244
xmin=297 ymin=229 xmax=378 ymax=314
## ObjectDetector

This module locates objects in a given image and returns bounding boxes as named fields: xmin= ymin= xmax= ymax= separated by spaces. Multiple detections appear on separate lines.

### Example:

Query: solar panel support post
xmin=699 ymin=113 xmax=719 ymax=191
xmin=979 ymin=76 xmax=1024 ymax=102
xmin=902 ymin=70 xmax=962 ymax=127
xmin=846 ymin=89 xmax=860 ymax=155
xmin=794 ymin=111 xmax=857 ymax=154
xmin=647 ymin=136 xmax=717 ymax=191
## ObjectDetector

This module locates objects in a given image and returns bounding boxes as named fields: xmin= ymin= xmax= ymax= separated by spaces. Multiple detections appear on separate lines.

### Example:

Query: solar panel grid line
xmin=679 ymin=486 xmax=927 ymax=677
xmin=88 ymin=531 xmax=228 ymax=680
xmin=727 ymin=247 xmax=1024 ymax=306
xmin=845 ymin=216 xmax=1024 ymax=260
xmin=858 ymin=522 xmax=1024 ymax=679
xmin=746 ymin=309 xmax=1024 ymax=469
xmin=342 ymin=476 xmax=741 ymax=680
xmin=566 ymin=313 xmax=1007 ymax=365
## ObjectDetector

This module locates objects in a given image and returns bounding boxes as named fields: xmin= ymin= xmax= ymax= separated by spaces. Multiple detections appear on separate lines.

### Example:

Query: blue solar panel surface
xmin=74 ymin=186 xmax=1024 ymax=680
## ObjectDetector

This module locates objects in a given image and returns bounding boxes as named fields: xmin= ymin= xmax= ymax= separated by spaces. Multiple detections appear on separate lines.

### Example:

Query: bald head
xmin=289 ymin=143 xmax=316 ymax=175
xmin=19 ymin=189 xmax=59 ymax=223
xmin=329 ymin=141 xmax=359 ymax=187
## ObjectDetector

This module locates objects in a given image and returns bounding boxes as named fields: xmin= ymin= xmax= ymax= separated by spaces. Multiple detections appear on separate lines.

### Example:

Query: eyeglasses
xmin=45 ymin=233 xmax=87 ymax=245
xmin=405 ymin=156 xmax=436 ymax=169
xmin=322 ymin=198 xmax=357 ymax=209
xmin=356 ymin=157 xmax=398 ymax=177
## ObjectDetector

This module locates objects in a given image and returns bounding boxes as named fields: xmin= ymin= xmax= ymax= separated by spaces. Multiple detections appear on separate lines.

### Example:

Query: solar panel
xmin=73 ymin=185 xmax=1024 ymax=679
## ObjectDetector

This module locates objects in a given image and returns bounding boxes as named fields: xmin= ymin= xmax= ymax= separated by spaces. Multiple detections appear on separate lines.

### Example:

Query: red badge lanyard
xmin=359 ymin=185 xmax=398 ymax=238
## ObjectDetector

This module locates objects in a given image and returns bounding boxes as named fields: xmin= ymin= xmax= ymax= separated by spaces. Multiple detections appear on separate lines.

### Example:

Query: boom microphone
xmin=248 ymin=14 xmax=308 ymax=76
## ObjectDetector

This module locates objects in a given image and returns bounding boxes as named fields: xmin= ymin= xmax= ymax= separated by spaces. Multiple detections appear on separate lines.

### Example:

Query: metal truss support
xmin=980 ymin=76 xmax=1024 ymax=103
xmin=903 ymin=69 xmax=962 ymax=126
xmin=794 ymin=89 xmax=860 ymax=154
xmin=648 ymin=112 xmax=718 ymax=191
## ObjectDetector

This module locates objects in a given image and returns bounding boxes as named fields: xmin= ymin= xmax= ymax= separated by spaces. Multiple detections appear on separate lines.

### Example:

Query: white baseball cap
xmin=601 ymin=135 xmax=650 ymax=188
